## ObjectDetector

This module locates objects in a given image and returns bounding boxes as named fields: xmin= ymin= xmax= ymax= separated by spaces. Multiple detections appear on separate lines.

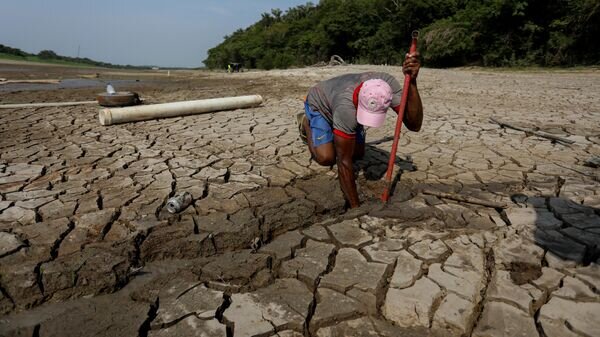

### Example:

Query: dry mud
xmin=0 ymin=62 xmax=599 ymax=337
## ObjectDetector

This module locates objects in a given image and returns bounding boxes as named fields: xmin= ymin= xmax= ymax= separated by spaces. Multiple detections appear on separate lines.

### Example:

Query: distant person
xmin=227 ymin=64 xmax=232 ymax=73
xmin=297 ymin=53 xmax=423 ymax=208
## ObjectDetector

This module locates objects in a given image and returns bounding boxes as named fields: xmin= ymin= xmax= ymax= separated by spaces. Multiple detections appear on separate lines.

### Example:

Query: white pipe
xmin=0 ymin=101 xmax=97 ymax=109
xmin=99 ymin=95 xmax=263 ymax=126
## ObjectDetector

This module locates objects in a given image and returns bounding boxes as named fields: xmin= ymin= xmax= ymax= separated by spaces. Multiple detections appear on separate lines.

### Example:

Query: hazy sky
xmin=0 ymin=0 xmax=311 ymax=67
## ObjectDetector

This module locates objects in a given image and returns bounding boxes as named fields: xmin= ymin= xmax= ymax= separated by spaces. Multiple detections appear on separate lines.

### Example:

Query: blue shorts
xmin=304 ymin=101 xmax=365 ymax=147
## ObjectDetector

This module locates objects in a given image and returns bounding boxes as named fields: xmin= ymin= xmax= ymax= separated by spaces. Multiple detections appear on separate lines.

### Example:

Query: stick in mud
xmin=421 ymin=189 xmax=508 ymax=209
xmin=489 ymin=117 xmax=575 ymax=145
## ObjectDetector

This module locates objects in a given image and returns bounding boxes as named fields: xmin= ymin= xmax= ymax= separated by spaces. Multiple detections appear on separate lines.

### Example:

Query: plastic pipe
xmin=99 ymin=95 xmax=263 ymax=126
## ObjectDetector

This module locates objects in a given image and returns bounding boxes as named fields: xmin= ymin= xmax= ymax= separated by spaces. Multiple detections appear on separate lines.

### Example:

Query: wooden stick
xmin=0 ymin=101 xmax=97 ymax=109
xmin=489 ymin=117 xmax=575 ymax=144
xmin=0 ymin=79 xmax=60 ymax=85
xmin=421 ymin=189 xmax=508 ymax=209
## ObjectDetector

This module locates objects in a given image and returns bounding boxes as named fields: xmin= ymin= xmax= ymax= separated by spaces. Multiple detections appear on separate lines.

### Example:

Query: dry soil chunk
xmin=487 ymin=270 xmax=538 ymax=315
xmin=315 ymin=317 xmax=401 ymax=337
xmin=532 ymin=267 xmax=564 ymax=291
xmin=0 ymin=206 xmax=36 ymax=225
xmin=327 ymin=218 xmax=373 ymax=247
xmin=152 ymin=283 xmax=224 ymax=328
xmin=260 ymin=230 xmax=304 ymax=264
xmin=0 ymin=231 xmax=24 ymax=257
xmin=472 ymin=301 xmax=538 ymax=337
xmin=363 ymin=239 xmax=406 ymax=264
xmin=311 ymin=288 xmax=365 ymax=331
xmin=279 ymin=240 xmax=335 ymax=287
xmin=494 ymin=235 xmax=544 ymax=267
xmin=552 ymin=276 xmax=598 ymax=300
xmin=432 ymin=293 xmax=478 ymax=337
xmin=149 ymin=316 xmax=226 ymax=337
xmin=320 ymin=248 xmax=387 ymax=294
xmin=539 ymin=297 xmax=600 ymax=337
xmin=382 ymin=277 xmax=442 ymax=328
xmin=37 ymin=297 xmax=148 ymax=337
xmin=428 ymin=263 xmax=485 ymax=302
xmin=389 ymin=250 xmax=422 ymax=289
xmin=223 ymin=278 xmax=312 ymax=337
xmin=301 ymin=224 xmax=330 ymax=241
xmin=408 ymin=239 xmax=448 ymax=262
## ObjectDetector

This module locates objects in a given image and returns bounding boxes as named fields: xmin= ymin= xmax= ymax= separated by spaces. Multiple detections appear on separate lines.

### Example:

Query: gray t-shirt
xmin=306 ymin=72 xmax=402 ymax=135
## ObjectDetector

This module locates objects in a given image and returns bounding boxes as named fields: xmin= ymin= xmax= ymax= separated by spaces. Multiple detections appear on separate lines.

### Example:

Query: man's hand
xmin=402 ymin=52 xmax=421 ymax=80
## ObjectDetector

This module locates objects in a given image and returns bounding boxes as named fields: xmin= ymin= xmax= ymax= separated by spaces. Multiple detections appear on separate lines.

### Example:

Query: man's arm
xmin=395 ymin=52 xmax=423 ymax=132
xmin=333 ymin=133 xmax=360 ymax=208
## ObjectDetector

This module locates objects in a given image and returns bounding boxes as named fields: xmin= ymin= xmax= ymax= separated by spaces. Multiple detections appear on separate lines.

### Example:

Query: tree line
xmin=0 ymin=44 xmax=151 ymax=69
xmin=204 ymin=0 xmax=599 ymax=69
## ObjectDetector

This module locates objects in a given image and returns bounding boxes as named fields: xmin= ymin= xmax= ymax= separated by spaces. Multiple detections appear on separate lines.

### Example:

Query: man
xmin=297 ymin=53 xmax=423 ymax=208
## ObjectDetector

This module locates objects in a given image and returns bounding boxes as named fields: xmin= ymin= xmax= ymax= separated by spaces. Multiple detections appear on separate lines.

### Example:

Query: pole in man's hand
xmin=381 ymin=31 xmax=419 ymax=202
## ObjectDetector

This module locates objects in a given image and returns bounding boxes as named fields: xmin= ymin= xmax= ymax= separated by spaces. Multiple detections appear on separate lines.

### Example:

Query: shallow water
xmin=0 ymin=78 xmax=154 ymax=92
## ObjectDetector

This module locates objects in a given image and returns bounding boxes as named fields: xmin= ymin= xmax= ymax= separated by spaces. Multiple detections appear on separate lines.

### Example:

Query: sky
xmin=0 ymin=0 xmax=311 ymax=68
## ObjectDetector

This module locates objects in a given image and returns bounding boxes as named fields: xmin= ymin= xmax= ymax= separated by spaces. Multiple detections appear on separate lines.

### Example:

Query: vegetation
xmin=204 ymin=0 xmax=599 ymax=69
xmin=0 ymin=44 xmax=151 ymax=69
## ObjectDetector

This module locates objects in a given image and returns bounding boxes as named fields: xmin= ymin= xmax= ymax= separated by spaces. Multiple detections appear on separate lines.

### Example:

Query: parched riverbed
xmin=1 ymin=62 xmax=599 ymax=337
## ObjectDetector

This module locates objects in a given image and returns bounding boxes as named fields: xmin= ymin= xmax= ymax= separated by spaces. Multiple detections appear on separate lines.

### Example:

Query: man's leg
xmin=302 ymin=117 xmax=335 ymax=166
xmin=300 ymin=102 xmax=335 ymax=166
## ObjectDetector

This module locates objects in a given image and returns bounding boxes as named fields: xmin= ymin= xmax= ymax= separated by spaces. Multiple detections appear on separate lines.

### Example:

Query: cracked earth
xmin=0 ymin=63 xmax=599 ymax=337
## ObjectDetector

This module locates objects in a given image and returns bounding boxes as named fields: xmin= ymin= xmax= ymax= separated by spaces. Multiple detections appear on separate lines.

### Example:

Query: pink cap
xmin=356 ymin=79 xmax=392 ymax=127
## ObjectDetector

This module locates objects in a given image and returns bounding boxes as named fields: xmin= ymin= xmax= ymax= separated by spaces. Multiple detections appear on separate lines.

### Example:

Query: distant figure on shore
xmin=297 ymin=53 xmax=423 ymax=208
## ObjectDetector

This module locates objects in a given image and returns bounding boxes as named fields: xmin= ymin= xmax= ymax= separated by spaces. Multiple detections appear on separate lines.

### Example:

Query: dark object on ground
xmin=421 ymin=189 xmax=508 ymax=209
xmin=228 ymin=63 xmax=243 ymax=72
xmin=489 ymin=117 xmax=575 ymax=145
xmin=584 ymin=157 xmax=600 ymax=168
xmin=329 ymin=55 xmax=345 ymax=66
xmin=96 ymin=92 xmax=141 ymax=107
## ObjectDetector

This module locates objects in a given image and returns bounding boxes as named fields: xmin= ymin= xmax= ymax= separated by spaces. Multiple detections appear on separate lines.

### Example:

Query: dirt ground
xmin=0 ymin=61 xmax=599 ymax=337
